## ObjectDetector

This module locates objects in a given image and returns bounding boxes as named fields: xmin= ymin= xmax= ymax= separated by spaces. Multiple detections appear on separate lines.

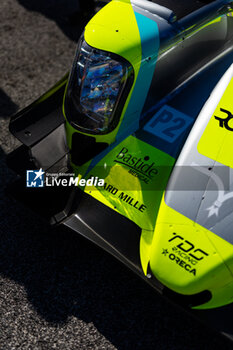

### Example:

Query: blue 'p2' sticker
xmin=144 ymin=105 xmax=193 ymax=143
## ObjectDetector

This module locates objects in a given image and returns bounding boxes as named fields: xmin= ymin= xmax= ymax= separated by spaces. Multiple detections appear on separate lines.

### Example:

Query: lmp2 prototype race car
xmin=6 ymin=0 xmax=233 ymax=341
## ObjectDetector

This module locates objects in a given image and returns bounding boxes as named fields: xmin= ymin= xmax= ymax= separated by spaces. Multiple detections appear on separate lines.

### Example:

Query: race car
xmin=6 ymin=0 xmax=233 ymax=341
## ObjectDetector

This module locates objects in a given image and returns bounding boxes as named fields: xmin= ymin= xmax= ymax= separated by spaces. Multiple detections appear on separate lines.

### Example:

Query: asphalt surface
xmin=0 ymin=1 xmax=233 ymax=349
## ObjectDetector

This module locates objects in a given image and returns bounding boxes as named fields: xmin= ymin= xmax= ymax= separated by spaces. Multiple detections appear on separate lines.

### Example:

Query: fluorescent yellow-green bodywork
xmin=84 ymin=135 xmax=175 ymax=230
xmin=198 ymin=77 xmax=233 ymax=168
xmin=82 ymin=0 xmax=142 ymax=145
xmin=62 ymin=0 xmax=233 ymax=311
xmin=150 ymin=198 xmax=233 ymax=309
xmin=64 ymin=0 xmax=160 ymax=146
xmin=150 ymin=69 xmax=233 ymax=309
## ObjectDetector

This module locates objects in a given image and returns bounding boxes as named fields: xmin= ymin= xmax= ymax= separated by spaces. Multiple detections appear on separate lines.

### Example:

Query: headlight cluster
xmin=65 ymin=39 xmax=134 ymax=135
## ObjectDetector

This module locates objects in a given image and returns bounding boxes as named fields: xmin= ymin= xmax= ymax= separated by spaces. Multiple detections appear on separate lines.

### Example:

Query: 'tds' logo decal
xmin=215 ymin=108 xmax=233 ymax=131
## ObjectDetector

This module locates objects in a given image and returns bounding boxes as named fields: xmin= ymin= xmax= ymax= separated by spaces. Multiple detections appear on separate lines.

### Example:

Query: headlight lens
xmin=65 ymin=39 xmax=134 ymax=134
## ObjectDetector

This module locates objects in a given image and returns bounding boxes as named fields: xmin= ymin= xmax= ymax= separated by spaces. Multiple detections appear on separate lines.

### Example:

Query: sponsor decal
xmin=161 ymin=233 xmax=209 ymax=276
xmin=215 ymin=108 xmax=233 ymax=131
xmin=114 ymin=147 xmax=158 ymax=184
xmin=99 ymin=182 xmax=147 ymax=213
